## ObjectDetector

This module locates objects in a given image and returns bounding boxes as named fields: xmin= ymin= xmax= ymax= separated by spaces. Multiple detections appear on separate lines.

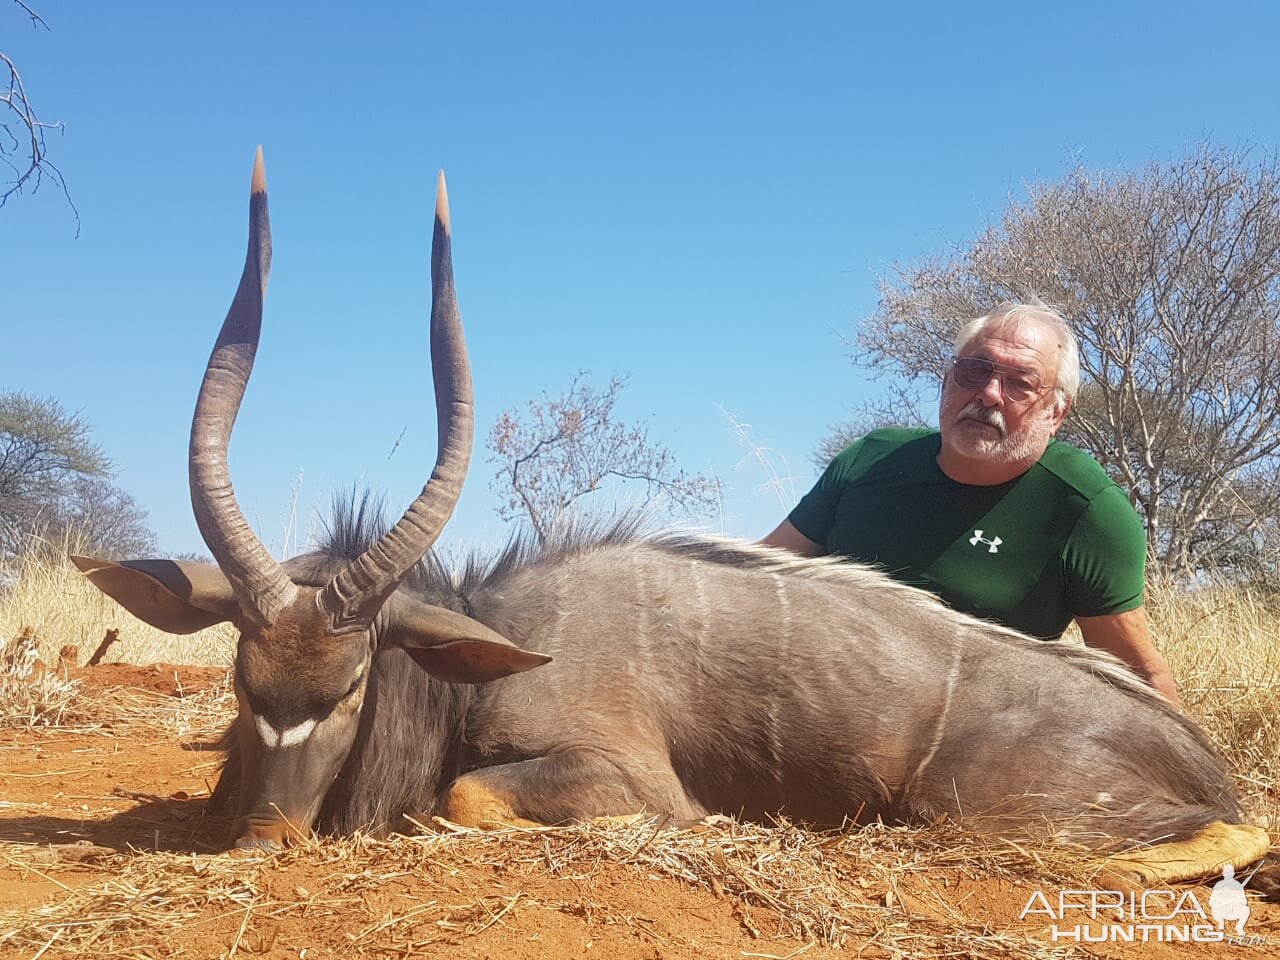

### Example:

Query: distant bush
xmin=1 ymin=391 xmax=156 ymax=562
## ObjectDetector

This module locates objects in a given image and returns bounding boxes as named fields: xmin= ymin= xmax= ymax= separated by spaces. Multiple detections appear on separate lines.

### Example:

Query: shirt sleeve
xmin=787 ymin=438 xmax=868 ymax=547
xmin=1062 ymin=484 xmax=1147 ymax=617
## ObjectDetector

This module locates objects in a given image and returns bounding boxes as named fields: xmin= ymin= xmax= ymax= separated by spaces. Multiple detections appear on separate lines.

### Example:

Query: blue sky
xmin=5 ymin=1 xmax=1278 ymax=559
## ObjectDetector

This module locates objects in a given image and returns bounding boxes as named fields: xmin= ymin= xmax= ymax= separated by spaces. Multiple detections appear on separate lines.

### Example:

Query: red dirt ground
xmin=1 ymin=665 xmax=1277 ymax=958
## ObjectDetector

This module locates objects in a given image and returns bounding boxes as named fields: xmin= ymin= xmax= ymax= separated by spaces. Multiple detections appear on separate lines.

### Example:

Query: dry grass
xmin=0 ymin=546 xmax=235 ymax=669
xmin=71 ymin=673 xmax=235 ymax=740
xmin=1149 ymin=582 xmax=1280 ymax=828
xmin=0 ymin=658 xmax=233 ymax=745
xmin=0 ymin=811 xmax=1100 ymax=958
xmin=0 ymin=629 xmax=81 ymax=729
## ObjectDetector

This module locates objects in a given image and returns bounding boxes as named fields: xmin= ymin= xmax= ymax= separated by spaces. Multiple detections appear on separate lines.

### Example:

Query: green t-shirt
xmin=788 ymin=428 xmax=1147 ymax=639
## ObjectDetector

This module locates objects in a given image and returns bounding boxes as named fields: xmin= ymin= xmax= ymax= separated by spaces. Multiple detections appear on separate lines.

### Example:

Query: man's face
xmin=938 ymin=319 xmax=1069 ymax=475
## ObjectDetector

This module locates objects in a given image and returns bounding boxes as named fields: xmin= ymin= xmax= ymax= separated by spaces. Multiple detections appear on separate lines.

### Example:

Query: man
xmin=762 ymin=302 xmax=1180 ymax=706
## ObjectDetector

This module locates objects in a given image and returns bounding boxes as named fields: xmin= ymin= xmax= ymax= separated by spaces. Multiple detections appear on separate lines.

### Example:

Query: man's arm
xmin=1076 ymin=606 xmax=1181 ymax=709
xmin=759 ymin=520 xmax=825 ymax=557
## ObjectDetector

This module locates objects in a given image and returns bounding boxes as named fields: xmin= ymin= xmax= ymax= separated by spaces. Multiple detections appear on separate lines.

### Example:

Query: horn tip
xmin=252 ymin=146 xmax=267 ymax=196
xmin=435 ymin=170 xmax=451 ymax=236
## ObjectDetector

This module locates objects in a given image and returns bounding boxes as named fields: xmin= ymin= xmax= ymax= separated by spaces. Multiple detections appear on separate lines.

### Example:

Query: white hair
xmin=952 ymin=300 xmax=1080 ymax=412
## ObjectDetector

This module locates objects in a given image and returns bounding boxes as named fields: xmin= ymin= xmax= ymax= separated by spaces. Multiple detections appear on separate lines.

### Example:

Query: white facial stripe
xmin=255 ymin=714 xmax=280 ymax=748
xmin=278 ymin=718 xmax=317 ymax=748
xmin=253 ymin=714 xmax=317 ymax=749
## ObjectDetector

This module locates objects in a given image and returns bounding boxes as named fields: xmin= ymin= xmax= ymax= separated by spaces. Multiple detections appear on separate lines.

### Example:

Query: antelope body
xmin=283 ymin=515 xmax=1242 ymax=846
xmin=76 ymin=152 xmax=1273 ymax=887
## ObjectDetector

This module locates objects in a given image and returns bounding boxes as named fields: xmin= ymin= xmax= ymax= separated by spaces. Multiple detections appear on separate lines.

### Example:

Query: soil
xmin=1 ymin=664 xmax=1277 ymax=959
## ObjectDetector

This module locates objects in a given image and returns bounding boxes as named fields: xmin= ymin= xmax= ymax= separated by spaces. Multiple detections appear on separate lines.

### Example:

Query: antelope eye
xmin=342 ymin=675 xmax=363 ymax=700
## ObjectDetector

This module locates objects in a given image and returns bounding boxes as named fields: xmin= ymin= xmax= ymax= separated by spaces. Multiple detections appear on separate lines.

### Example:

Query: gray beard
xmin=947 ymin=401 xmax=1048 ymax=465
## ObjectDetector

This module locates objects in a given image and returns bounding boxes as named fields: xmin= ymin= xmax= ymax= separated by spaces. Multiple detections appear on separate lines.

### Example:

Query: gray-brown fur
xmin=247 ymin=499 xmax=1240 ymax=845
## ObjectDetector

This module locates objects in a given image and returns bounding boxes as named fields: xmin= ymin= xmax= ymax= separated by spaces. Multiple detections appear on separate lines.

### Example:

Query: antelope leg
xmin=1091 ymin=821 xmax=1271 ymax=885
xmin=436 ymin=751 xmax=704 ymax=828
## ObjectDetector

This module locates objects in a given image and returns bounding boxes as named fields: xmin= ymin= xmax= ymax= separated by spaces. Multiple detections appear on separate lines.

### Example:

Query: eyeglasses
xmin=950 ymin=357 xmax=1052 ymax=404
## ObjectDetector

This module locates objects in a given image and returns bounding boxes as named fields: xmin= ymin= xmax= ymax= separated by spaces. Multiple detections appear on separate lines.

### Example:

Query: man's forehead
xmin=962 ymin=321 xmax=1060 ymax=371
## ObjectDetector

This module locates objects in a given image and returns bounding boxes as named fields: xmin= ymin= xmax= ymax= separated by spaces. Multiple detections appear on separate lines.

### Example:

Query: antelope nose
xmin=234 ymin=834 xmax=284 ymax=853
xmin=234 ymin=806 xmax=299 ymax=851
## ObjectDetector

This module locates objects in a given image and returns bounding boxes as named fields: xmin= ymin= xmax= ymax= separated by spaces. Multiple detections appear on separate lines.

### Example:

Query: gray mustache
xmin=959 ymin=403 xmax=1006 ymax=436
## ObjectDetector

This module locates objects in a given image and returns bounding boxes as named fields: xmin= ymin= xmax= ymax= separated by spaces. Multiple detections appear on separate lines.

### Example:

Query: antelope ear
xmin=390 ymin=597 xmax=552 ymax=683
xmin=70 ymin=556 xmax=239 ymax=634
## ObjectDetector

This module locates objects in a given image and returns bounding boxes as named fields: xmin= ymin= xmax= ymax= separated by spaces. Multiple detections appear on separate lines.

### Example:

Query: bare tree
xmin=0 ymin=391 xmax=154 ymax=559
xmin=0 ymin=392 xmax=107 ymax=515
xmin=813 ymin=384 xmax=931 ymax=469
xmin=58 ymin=475 xmax=157 ymax=558
xmin=2 ymin=1 xmax=76 ymax=231
xmin=488 ymin=372 xmax=721 ymax=542
xmin=847 ymin=144 xmax=1280 ymax=580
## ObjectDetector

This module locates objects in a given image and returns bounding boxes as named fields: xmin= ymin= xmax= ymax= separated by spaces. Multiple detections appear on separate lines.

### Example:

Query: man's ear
xmin=389 ymin=595 xmax=552 ymax=683
xmin=1047 ymin=391 xmax=1073 ymax=433
xmin=70 ymin=556 xmax=240 ymax=634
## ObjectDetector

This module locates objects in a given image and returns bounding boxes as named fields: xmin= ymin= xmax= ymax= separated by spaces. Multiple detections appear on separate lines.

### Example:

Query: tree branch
xmin=2 ymin=2 xmax=78 ymax=234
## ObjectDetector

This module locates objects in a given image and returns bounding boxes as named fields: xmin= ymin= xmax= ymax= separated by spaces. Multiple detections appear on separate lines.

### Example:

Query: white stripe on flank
xmin=901 ymin=644 xmax=961 ymax=800
xmin=634 ymin=553 xmax=652 ymax=668
xmin=770 ymin=573 xmax=792 ymax=656
xmin=765 ymin=573 xmax=791 ymax=783
xmin=691 ymin=561 xmax=710 ymax=652
xmin=691 ymin=562 xmax=708 ymax=623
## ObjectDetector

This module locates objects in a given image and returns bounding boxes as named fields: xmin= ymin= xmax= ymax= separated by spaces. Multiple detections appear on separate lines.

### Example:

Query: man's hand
xmin=1077 ymin=606 xmax=1182 ymax=709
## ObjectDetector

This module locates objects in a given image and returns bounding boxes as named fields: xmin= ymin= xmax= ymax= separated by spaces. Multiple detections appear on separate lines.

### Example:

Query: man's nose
xmin=978 ymin=374 xmax=1005 ymax=406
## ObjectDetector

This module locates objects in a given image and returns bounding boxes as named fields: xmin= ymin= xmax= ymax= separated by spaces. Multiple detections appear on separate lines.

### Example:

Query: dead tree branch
xmin=2 ymin=1 xmax=78 ymax=233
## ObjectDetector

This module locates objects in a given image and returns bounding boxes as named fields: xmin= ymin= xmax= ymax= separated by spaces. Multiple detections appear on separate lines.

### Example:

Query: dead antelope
xmin=75 ymin=151 xmax=1275 ymax=891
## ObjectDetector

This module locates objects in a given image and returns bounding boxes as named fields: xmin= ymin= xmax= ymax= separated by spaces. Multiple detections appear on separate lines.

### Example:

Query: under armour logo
xmin=969 ymin=530 xmax=1002 ymax=553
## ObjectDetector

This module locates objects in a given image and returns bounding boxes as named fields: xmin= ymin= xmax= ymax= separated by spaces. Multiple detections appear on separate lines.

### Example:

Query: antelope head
xmin=73 ymin=150 xmax=549 ymax=849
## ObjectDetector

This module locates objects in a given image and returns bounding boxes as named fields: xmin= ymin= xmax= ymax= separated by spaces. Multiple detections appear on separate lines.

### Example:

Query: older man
xmin=762 ymin=302 xmax=1180 ymax=706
